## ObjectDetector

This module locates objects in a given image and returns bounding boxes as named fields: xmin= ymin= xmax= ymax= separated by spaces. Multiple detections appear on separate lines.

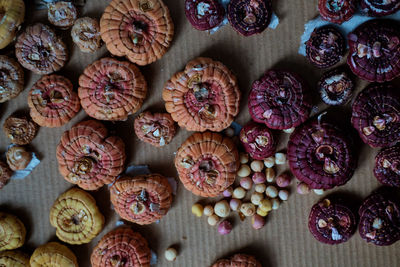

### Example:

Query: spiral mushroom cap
xmin=0 ymin=250 xmax=30 ymax=267
xmin=175 ymin=132 xmax=239 ymax=197
xmin=212 ymin=254 xmax=262 ymax=267
xmin=6 ymin=146 xmax=32 ymax=171
xmin=91 ymin=227 xmax=151 ymax=267
xmin=374 ymin=145 xmax=400 ymax=187
xmin=100 ymin=0 xmax=174 ymax=66
xmin=0 ymin=212 xmax=26 ymax=252
xmin=249 ymin=69 xmax=312 ymax=130
xmin=3 ymin=115 xmax=38 ymax=145
xmin=15 ymin=23 xmax=68 ymax=75
xmin=163 ymin=57 xmax=240 ymax=132
xmin=30 ymin=242 xmax=78 ymax=267
xmin=110 ymin=174 xmax=173 ymax=225
xmin=79 ymin=57 xmax=147 ymax=121
xmin=287 ymin=118 xmax=357 ymax=189
xmin=56 ymin=120 xmax=126 ymax=190
xmin=240 ymin=121 xmax=276 ymax=160
xmin=360 ymin=0 xmax=400 ymax=16
xmin=0 ymin=161 xmax=12 ymax=189
xmin=351 ymin=83 xmax=400 ymax=148
xmin=71 ymin=17 xmax=102 ymax=53
xmin=28 ymin=74 xmax=80 ymax=127
xmin=50 ymin=187 xmax=105 ymax=245
xmin=0 ymin=55 xmax=24 ymax=103
xmin=318 ymin=0 xmax=356 ymax=24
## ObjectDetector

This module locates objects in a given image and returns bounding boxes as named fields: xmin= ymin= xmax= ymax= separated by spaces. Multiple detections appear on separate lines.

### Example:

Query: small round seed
xmin=278 ymin=190 xmax=289 ymax=201
xmin=229 ymin=198 xmax=242 ymax=211
xmin=237 ymin=164 xmax=251 ymax=177
xmin=297 ymin=182 xmax=311 ymax=195
xmin=266 ymin=185 xmax=278 ymax=198
xmin=218 ymin=220 xmax=232 ymax=235
xmin=275 ymin=152 xmax=287 ymax=165
xmin=252 ymin=214 xmax=266 ymax=230
xmin=240 ymin=177 xmax=253 ymax=190
xmin=203 ymin=205 xmax=214 ymax=216
xmin=252 ymin=172 xmax=266 ymax=184
xmin=165 ymin=247 xmax=177 ymax=261
xmin=240 ymin=153 xmax=249 ymax=164
xmin=256 ymin=206 xmax=268 ymax=217
xmin=271 ymin=198 xmax=280 ymax=210
xmin=222 ymin=187 xmax=233 ymax=197
xmin=250 ymin=160 xmax=264 ymax=172
xmin=264 ymin=156 xmax=275 ymax=168
xmin=265 ymin=168 xmax=276 ymax=183
xmin=259 ymin=199 xmax=272 ymax=212
xmin=255 ymin=183 xmax=266 ymax=193
xmin=191 ymin=203 xmax=203 ymax=217
xmin=251 ymin=192 xmax=264 ymax=206
xmin=214 ymin=200 xmax=230 ymax=218
xmin=240 ymin=202 xmax=256 ymax=217
xmin=233 ymin=187 xmax=246 ymax=199
xmin=276 ymin=173 xmax=291 ymax=188
xmin=208 ymin=214 xmax=219 ymax=226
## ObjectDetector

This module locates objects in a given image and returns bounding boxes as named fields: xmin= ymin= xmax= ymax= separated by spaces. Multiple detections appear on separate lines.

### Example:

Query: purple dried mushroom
xmin=318 ymin=66 xmax=355 ymax=106
xmin=318 ymin=0 xmax=357 ymax=24
xmin=351 ymin=83 xmax=400 ymax=148
xmin=248 ymin=70 xmax=312 ymax=130
xmin=347 ymin=19 xmax=400 ymax=82
xmin=309 ymin=198 xmax=357 ymax=244
xmin=239 ymin=121 xmax=276 ymax=160
xmin=359 ymin=191 xmax=400 ymax=246
xmin=374 ymin=145 xmax=400 ymax=187
xmin=227 ymin=0 xmax=272 ymax=36
xmin=306 ymin=26 xmax=345 ymax=68
xmin=185 ymin=0 xmax=225 ymax=31
xmin=287 ymin=114 xmax=357 ymax=189
xmin=360 ymin=0 xmax=400 ymax=17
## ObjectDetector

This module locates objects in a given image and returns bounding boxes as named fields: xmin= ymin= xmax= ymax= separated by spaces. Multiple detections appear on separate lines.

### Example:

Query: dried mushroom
xmin=239 ymin=121 xmax=276 ymax=160
xmin=3 ymin=114 xmax=38 ymax=145
xmin=91 ymin=227 xmax=151 ymax=267
xmin=30 ymin=242 xmax=78 ymax=267
xmin=0 ymin=0 xmax=25 ymax=49
xmin=185 ymin=0 xmax=225 ymax=31
xmin=374 ymin=145 xmax=400 ymax=187
xmin=110 ymin=174 xmax=173 ymax=225
xmin=0 ymin=250 xmax=30 ymax=267
xmin=318 ymin=0 xmax=356 ymax=24
xmin=212 ymin=254 xmax=262 ymax=267
xmin=6 ymin=146 xmax=32 ymax=171
xmin=0 ymin=212 xmax=26 ymax=252
xmin=360 ymin=0 xmax=400 ymax=16
xmin=47 ymin=1 xmax=78 ymax=29
xmin=163 ymin=57 xmax=240 ymax=132
xmin=56 ymin=120 xmax=126 ymax=190
xmin=71 ymin=17 xmax=102 ymax=53
xmin=0 ymin=161 xmax=12 ymax=189
xmin=0 ymin=55 xmax=24 ymax=103
xmin=28 ymin=74 xmax=80 ymax=127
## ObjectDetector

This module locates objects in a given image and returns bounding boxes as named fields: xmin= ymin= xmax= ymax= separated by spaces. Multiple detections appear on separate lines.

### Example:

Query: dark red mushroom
xmin=305 ymin=25 xmax=345 ymax=68
xmin=318 ymin=0 xmax=357 ymax=24
xmin=374 ymin=145 xmax=400 ymax=188
xmin=351 ymin=83 xmax=400 ymax=148
xmin=360 ymin=0 xmax=400 ymax=17
xmin=185 ymin=0 xmax=225 ymax=31
xmin=309 ymin=198 xmax=357 ymax=244
xmin=239 ymin=121 xmax=276 ymax=160
xmin=287 ymin=114 xmax=357 ymax=189
xmin=227 ymin=0 xmax=272 ymax=36
xmin=359 ymin=191 xmax=400 ymax=246
xmin=248 ymin=70 xmax=312 ymax=130
xmin=347 ymin=19 xmax=400 ymax=82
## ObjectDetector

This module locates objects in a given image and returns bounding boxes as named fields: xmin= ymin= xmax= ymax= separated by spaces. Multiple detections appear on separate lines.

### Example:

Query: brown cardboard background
xmin=1 ymin=0 xmax=400 ymax=266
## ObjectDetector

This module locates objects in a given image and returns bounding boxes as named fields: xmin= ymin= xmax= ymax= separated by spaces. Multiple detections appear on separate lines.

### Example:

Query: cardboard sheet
xmin=1 ymin=0 xmax=400 ymax=266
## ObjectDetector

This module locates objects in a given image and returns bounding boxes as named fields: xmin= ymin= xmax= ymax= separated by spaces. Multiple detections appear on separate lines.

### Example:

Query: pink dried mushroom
xmin=318 ymin=66 xmax=355 ymax=106
xmin=360 ymin=0 xmax=400 ymax=16
xmin=374 ymin=145 xmax=400 ymax=187
xmin=359 ymin=191 xmax=400 ymax=246
xmin=248 ymin=70 xmax=312 ymax=130
xmin=239 ymin=121 xmax=276 ymax=160
xmin=347 ymin=19 xmax=400 ymax=82
xmin=305 ymin=26 xmax=345 ymax=68
xmin=134 ymin=111 xmax=176 ymax=147
xmin=318 ymin=0 xmax=356 ymax=24
xmin=15 ymin=23 xmax=68 ymax=75
xmin=227 ymin=0 xmax=272 ymax=36
xmin=185 ymin=0 xmax=225 ymax=31
xmin=287 ymin=115 xmax=357 ymax=189
xmin=351 ymin=83 xmax=400 ymax=148
xmin=308 ymin=198 xmax=357 ymax=245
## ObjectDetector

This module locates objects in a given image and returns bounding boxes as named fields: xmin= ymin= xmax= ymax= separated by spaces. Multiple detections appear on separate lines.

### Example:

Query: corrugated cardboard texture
xmin=1 ymin=0 xmax=400 ymax=266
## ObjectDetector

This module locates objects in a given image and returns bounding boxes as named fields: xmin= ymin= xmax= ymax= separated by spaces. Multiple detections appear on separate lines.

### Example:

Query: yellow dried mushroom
xmin=0 ymin=212 xmax=26 ymax=252
xmin=0 ymin=250 xmax=30 ymax=267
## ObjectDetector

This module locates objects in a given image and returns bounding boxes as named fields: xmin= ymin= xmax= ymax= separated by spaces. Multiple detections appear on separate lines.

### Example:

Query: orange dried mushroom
xmin=56 ymin=120 xmax=126 ymax=190
xmin=91 ymin=227 xmax=151 ymax=267
xmin=3 ymin=114 xmax=38 ymax=145
xmin=0 ymin=212 xmax=26 ymax=252
xmin=175 ymin=132 xmax=239 ymax=197
xmin=50 ymin=187 xmax=104 ymax=244
xmin=30 ymin=242 xmax=78 ymax=267
xmin=110 ymin=174 xmax=172 ymax=225
xmin=79 ymin=57 xmax=147 ymax=121
xmin=100 ymin=0 xmax=174 ymax=65
xmin=163 ymin=57 xmax=240 ymax=132
xmin=0 ymin=55 xmax=24 ymax=103
xmin=212 ymin=254 xmax=262 ymax=267
xmin=0 ymin=250 xmax=30 ymax=267
xmin=28 ymin=74 xmax=80 ymax=127
xmin=0 ymin=161 xmax=12 ymax=189
xmin=134 ymin=111 xmax=176 ymax=147
xmin=6 ymin=146 xmax=32 ymax=171
xmin=15 ymin=23 xmax=68 ymax=75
